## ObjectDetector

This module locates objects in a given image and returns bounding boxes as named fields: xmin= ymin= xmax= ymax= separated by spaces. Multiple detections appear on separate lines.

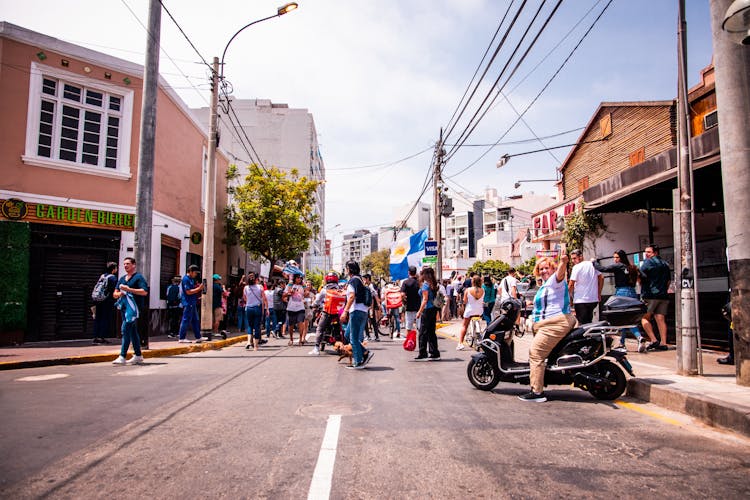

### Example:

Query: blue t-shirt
xmin=420 ymin=283 xmax=436 ymax=310
xmin=117 ymin=272 xmax=149 ymax=312
xmin=181 ymin=275 xmax=199 ymax=307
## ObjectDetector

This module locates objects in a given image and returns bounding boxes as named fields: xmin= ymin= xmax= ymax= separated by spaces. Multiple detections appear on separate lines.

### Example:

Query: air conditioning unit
xmin=703 ymin=110 xmax=718 ymax=130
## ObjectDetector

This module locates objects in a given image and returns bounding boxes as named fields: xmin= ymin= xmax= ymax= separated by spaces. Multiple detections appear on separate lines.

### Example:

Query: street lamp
xmin=514 ymin=179 xmax=557 ymax=189
xmin=200 ymin=3 xmax=299 ymax=338
xmin=722 ymin=0 xmax=750 ymax=45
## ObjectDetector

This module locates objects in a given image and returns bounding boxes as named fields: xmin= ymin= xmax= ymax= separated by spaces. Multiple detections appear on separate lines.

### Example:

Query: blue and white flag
xmin=389 ymin=229 xmax=428 ymax=280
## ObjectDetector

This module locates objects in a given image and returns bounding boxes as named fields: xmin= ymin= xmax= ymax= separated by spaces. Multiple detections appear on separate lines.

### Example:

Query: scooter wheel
xmin=587 ymin=359 xmax=627 ymax=400
xmin=467 ymin=356 xmax=500 ymax=391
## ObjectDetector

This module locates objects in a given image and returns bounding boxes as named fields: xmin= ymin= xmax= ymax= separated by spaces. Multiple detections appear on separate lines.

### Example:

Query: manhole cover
xmin=297 ymin=401 xmax=371 ymax=418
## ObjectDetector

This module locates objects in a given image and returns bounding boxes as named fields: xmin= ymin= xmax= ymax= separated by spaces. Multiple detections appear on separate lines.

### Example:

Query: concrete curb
xmin=627 ymin=378 xmax=750 ymax=438
xmin=0 ymin=335 xmax=248 ymax=371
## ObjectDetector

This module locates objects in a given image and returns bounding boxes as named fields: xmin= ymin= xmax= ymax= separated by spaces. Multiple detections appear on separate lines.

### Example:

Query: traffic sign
xmin=422 ymin=255 xmax=437 ymax=265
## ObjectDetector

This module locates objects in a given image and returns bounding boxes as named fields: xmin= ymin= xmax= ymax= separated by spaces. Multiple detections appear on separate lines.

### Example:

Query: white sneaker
xmin=127 ymin=355 xmax=145 ymax=365
xmin=112 ymin=356 xmax=127 ymax=365
xmin=456 ymin=343 xmax=466 ymax=351
xmin=308 ymin=348 xmax=320 ymax=356
xmin=178 ymin=339 xmax=191 ymax=343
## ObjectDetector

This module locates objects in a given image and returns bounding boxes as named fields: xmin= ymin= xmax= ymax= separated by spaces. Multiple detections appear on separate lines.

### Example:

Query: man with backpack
xmin=341 ymin=260 xmax=373 ymax=369
xmin=166 ymin=276 xmax=182 ymax=338
xmin=91 ymin=262 xmax=118 ymax=344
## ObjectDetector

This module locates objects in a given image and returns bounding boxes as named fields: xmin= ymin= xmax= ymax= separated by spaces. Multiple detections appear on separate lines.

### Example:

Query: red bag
xmin=402 ymin=330 xmax=417 ymax=351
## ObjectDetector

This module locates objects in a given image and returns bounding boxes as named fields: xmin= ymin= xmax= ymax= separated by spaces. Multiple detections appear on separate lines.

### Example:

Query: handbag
xmin=402 ymin=329 xmax=417 ymax=351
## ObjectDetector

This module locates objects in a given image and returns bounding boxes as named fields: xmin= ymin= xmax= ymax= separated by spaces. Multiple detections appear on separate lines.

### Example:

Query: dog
xmin=333 ymin=341 xmax=352 ymax=363
xmin=333 ymin=340 xmax=368 ymax=364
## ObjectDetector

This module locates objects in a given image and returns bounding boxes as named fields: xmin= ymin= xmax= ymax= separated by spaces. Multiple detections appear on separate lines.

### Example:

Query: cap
xmin=212 ymin=274 xmax=221 ymax=280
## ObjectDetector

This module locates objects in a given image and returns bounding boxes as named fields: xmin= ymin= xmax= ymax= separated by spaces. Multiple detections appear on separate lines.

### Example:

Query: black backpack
xmin=352 ymin=277 xmax=373 ymax=307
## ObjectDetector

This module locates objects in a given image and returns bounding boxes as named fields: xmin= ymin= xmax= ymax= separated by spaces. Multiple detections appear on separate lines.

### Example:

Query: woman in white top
xmin=244 ymin=273 xmax=268 ymax=351
xmin=458 ymin=275 xmax=484 ymax=350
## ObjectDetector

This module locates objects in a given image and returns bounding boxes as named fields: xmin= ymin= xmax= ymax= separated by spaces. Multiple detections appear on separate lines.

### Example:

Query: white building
xmin=193 ymin=98 xmax=325 ymax=277
xmin=342 ymin=229 xmax=378 ymax=264
xmin=393 ymin=201 xmax=431 ymax=236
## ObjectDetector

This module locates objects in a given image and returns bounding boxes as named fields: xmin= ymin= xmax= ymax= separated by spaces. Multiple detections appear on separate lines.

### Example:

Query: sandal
xmin=288 ymin=340 xmax=293 ymax=346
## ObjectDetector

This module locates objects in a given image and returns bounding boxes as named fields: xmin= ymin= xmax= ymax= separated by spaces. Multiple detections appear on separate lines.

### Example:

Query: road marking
xmin=15 ymin=373 xmax=70 ymax=382
xmin=307 ymin=414 xmax=341 ymax=500
xmin=616 ymin=400 xmax=684 ymax=427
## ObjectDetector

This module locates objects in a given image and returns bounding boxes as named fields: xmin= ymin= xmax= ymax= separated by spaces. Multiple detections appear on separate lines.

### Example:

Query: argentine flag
xmin=389 ymin=229 xmax=428 ymax=280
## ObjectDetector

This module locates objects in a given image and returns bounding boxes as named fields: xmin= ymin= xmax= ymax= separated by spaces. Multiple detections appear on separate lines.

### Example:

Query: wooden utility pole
xmin=433 ymin=129 xmax=445 ymax=281
xmin=134 ymin=0 xmax=161 ymax=348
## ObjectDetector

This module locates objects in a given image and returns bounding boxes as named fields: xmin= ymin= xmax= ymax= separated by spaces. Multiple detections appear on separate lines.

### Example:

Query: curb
xmin=626 ymin=378 xmax=750 ymax=438
xmin=0 ymin=335 xmax=248 ymax=371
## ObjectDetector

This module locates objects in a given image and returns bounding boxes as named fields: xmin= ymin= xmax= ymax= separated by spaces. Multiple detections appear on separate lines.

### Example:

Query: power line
xmin=158 ymin=0 xmax=213 ymax=71
xmin=444 ymin=0 xmax=614 ymax=180
xmin=444 ymin=0 xmax=565 ymax=162
xmin=325 ymin=147 xmax=433 ymax=171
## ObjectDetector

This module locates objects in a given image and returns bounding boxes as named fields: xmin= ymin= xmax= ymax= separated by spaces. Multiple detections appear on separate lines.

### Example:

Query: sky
xmin=0 ymin=0 xmax=715 ymax=253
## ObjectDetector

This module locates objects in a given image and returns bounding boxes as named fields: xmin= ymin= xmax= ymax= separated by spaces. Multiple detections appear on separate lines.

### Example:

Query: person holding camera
xmin=178 ymin=264 xmax=207 ymax=343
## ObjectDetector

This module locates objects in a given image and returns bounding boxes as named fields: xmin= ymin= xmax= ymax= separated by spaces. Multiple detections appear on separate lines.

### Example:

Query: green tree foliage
xmin=228 ymin=165 xmax=321 ymax=265
xmin=0 ymin=222 xmax=29 ymax=332
xmin=468 ymin=259 xmax=511 ymax=279
xmin=562 ymin=202 xmax=606 ymax=252
xmin=516 ymin=256 xmax=537 ymax=278
xmin=361 ymin=249 xmax=390 ymax=281
xmin=307 ymin=268 xmax=324 ymax=291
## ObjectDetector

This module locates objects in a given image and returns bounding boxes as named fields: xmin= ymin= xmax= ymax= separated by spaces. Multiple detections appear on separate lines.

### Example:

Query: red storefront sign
xmin=532 ymin=200 xmax=577 ymax=239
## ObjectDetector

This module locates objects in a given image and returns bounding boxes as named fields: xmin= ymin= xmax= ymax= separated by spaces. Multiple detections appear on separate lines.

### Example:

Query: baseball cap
xmin=212 ymin=274 xmax=221 ymax=280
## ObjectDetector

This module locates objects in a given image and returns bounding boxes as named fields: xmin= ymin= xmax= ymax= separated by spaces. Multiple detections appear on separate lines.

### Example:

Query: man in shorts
xmin=401 ymin=266 xmax=421 ymax=332
xmin=639 ymin=244 xmax=671 ymax=351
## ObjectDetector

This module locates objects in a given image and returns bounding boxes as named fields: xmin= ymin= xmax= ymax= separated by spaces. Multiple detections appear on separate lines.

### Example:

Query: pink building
xmin=0 ymin=22 xmax=229 ymax=344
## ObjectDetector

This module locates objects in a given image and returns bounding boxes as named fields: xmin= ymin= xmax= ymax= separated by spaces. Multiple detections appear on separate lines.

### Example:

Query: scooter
xmin=467 ymin=298 xmax=643 ymax=400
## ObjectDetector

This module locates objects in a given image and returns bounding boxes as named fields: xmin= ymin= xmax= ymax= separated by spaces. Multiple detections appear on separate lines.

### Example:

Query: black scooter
xmin=467 ymin=297 xmax=643 ymax=400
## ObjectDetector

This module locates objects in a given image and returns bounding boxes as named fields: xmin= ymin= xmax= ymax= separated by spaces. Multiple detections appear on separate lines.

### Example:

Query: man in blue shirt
xmin=639 ymin=245 xmax=671 ymax=351
xmin=178 ymin=265 xmax=206 ymax=343
xmin=112 ymin=257 xmax=149 ymax=365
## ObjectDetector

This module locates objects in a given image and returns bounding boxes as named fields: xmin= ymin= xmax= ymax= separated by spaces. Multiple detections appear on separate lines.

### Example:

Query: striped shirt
xmin=532 ymin=274 xmax=570 ymax=321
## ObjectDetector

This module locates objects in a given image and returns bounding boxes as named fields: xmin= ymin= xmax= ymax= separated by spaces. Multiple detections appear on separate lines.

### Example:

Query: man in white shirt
xmin=568 ymin=249 xmax=603 ymax=325
xmin=498 ymin=268 xmax=519 ymax=302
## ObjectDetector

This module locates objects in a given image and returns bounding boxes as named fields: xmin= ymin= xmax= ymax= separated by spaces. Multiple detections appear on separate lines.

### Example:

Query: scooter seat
xmin=566 ymin=321 xmax=608 ymax=341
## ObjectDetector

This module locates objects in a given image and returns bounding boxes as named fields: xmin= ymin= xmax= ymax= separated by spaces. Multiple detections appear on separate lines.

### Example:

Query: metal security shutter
xmin=29 ymin=224 xmax=120 ymax=342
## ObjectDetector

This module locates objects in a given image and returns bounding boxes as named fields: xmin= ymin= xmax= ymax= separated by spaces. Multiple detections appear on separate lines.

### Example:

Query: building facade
xmin=341 ymin=229 xmax=378 ymax=264
xmin=0 ymin=23 xmax=229 ymax=344
xmin=193 ymin=98 xmax=326 ymax=279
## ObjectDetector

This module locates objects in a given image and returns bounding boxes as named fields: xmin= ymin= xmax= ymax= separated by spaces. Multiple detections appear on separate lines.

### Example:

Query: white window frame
xmin=23 ymin=62 xmax=134 ymax=180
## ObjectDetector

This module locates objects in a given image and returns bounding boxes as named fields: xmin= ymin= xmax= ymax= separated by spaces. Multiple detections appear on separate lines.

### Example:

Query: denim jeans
xmin=237 ymin=305 xmax=248 ymax=332
xmin=388 ymin=308 xmax=401 ymax=333
xmin=482 ymin=302 xmax=495 ymax=324
xmin=346 ymin=310 xmax=367 ymax=365
xmin=120 ymin=319 xmax=142 ymax=357
xmin=265 ymin=308 xmax=277 ymax=336
xmin=179 ymin=303 xmax=202 ymax=340
xmin=246 ymin=305 xmax=263 ymax=340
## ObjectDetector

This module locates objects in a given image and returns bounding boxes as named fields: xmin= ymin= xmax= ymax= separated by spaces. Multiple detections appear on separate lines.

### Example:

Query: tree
xmin=562 ymin=202 xmax=606 ymax=253
xmin=361 ymin=249 xmax=390 ymax=281
xmin=227 ymin=165 xmax=321 ymax=266
xmin=516 ymin=256 xmax=536 ymax=278
xmin=468 ymin=259 xmax=511 ymax=279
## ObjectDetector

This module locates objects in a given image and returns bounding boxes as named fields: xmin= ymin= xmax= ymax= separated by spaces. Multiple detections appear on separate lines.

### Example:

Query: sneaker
xmin=112 ymin=356 xmax=127 ymax=365
xmin=308 ymin=347 xmax=320 ymax=356
xmin=178 ymin=339 xmax=191 ymax=343
xmin=127 ymin=355 xmax=145 ymax=365
xmin=167 ymin=334 xmax=177 ymax=339
xmin=346 ymin=364 xmax=365 ymax=370
xmin=428 ymin=355 xmax=441 ymax=361
xmin=654 ymin=344 xmax=668 ymax=351
xmin=245 ymin=344 xmax=252 ymax=350
xmin=646 ymin=341 xmax=661 ymax=351
xmin=456 ymin=343 xmax=466 ymax=351
xmin=637 ymin=338 xmax=648 ymax=353
xmin=518 ymin=391 xmax=547 ymax=402
xmin=362 ymin=351 xmax=374 ymax=367
xmin=414 ymin=356 xmax=429 ymax=362
xmin=372 ymin=337 xmax=381 ymax=342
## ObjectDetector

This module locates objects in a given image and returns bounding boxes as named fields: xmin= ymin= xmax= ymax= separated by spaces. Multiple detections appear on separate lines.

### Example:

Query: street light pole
xmin=676 ymin=0 xmax=700 ymax=375
xmin=199 ymin=3 xmax=299 ymax=338
xmin=199 ymin=56 xmax=220 ymax=337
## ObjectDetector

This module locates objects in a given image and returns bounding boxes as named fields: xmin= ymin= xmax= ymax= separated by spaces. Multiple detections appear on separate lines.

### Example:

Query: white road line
xmin=307 ymin=414 xmax=342 ymax=500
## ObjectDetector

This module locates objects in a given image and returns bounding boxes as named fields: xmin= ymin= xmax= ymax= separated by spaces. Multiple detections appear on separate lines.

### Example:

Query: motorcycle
xmin=317 ymin=312 xmax=346 ymax=352
xmin=467 ymin=297 xmax=644 ymax=400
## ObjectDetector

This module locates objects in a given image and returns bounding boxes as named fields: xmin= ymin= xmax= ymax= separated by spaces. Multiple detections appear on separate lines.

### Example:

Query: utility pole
xmin=134 ymin=0 xmax=161 ymax=349
xmin=433 ymin=128 xmax=445 ymax=281
xmin=675 ymin=0 xmax=700 ymax=375
xmin=709 ymin=0 xmax=750 ymax=385
xmin=200 ymin=57 xmax=220 ymax=337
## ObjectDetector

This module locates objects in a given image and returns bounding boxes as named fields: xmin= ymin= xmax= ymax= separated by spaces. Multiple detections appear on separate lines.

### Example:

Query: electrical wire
xmin=444 ymin=0 xmax=615 ymax=180
xmin=158 ymin=0 xmax=213 ymax=71
xmin=444 ymin=0 xmax=564 ymax=163
xmin=325 ymin=147 xmax=433 ymax=171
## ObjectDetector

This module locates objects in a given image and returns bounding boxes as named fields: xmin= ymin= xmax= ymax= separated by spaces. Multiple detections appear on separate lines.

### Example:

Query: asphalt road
xmin=2 ymin=336 xmax=749 ymax=499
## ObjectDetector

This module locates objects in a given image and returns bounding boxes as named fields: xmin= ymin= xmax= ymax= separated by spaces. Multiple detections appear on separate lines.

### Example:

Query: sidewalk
xmin=0 ymin=331 xmax=248 ymax=370
xmin=436 ymin=319 xmax=750 ymax=438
